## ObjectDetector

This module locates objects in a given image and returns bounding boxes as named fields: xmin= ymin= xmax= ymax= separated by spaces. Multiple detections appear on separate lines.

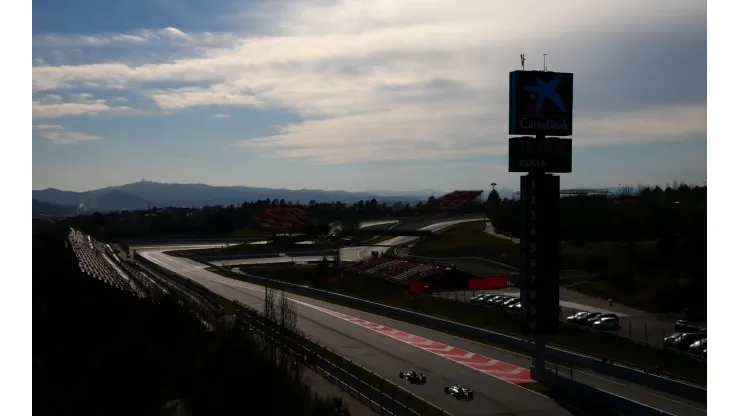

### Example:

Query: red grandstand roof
xmin=427 ymin=190 xmax=484 ymax=211
xmin=253 ymin=205 xmax=310 ymax=231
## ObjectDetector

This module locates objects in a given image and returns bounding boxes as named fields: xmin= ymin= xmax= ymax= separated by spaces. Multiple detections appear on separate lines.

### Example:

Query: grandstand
xmin=67 ymin=228 xmax=222 ymax=328
xmin=67 ymin=228 xmax=145 ymax=297
xmin=253 ymin=205 xmax=309 ymax=231
xmin=427 ymin=190 xmax=484 ymax=211
xmin=346 ymin=256 xmax=445 ymax=285
xmin=67 ymin=228 xmax=175 ymax=301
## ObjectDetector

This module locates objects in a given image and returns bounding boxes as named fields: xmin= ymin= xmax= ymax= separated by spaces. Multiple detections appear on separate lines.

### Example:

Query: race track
xmin=133 ymin=215 xmax=706 ymax=416
xmin=141 ymin=249 xmax=571 ymax=416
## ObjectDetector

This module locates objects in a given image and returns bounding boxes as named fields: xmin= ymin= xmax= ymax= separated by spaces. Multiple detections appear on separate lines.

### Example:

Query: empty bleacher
xmin=68 ymin=228 xmax=147 ymax=298
xmin=347 ymin=256 xmax=444 ymax=284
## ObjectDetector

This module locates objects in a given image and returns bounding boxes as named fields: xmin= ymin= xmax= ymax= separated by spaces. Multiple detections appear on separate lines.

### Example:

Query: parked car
xmin=666 ymin=333 xmax=706 ymax=351
xmin=473 ymin=294 xmax=495 ymax=305
xmin=500 ymin=297 xmax=519 ymax=308
xmin=592 ymin=317 xmax=619 ymax=330
xmin=567 ymin=312 xmax=600 ymax=325
xmin=469 ymin=294 xmax=487 ymax=304
xmin=566 ymin=311 xmax=589 ymax=324
xmin=491 ymin=296 xmax=513 ymax=307
xmin=689 ymin=338 xmax=706 ymax=355
xmin=587 ymin=313 xmax=620 ymax=325
xmin=486 ymin=294 xmax=506 ymax=305
xmin=663 ymin=332 xmax=683 ymax=348
xmin=674 ymin=319 xmax=705 ymax=333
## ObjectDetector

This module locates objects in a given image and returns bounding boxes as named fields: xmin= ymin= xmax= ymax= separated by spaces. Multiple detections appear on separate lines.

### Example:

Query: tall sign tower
xmin=508 ymin=58 xmax=573 ymax=375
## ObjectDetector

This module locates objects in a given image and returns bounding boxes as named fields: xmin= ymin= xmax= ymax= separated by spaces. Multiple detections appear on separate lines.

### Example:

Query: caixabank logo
xmin=509 ymin=70 xmax=573 ymax=136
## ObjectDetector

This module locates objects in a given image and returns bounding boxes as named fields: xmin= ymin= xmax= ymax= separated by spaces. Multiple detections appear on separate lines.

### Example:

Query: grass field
xmin=410 ymin=222 xmax=659 ymax=272
xmin=411 ymin=222 xmax=521 ymax=265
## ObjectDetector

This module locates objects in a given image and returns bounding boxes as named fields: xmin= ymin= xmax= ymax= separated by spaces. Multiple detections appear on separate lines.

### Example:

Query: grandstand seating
xmin=67 ymin=228 xmax=146 ymax=298
xmin=428 ymin=190 xmax=483 ymax=211
xmin=348 ymin=257 xmax=444 ymax=284
xmin=67 ymin=228 xmax=221 ymax=329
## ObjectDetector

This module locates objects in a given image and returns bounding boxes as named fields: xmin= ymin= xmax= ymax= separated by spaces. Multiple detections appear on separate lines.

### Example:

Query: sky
xmin=31 ymin=0 xmax=707 ymax=193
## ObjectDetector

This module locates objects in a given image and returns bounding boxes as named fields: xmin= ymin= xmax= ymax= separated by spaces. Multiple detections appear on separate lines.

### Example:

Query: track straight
xmin=309 ymin=303 xmax=534 ymax=384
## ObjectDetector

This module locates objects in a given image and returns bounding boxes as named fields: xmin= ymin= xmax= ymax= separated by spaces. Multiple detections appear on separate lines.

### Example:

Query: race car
xmin=399 ymin=370 xmax=427 ymax=384
xmin=444 ymin=384 xmax=474 ymax=400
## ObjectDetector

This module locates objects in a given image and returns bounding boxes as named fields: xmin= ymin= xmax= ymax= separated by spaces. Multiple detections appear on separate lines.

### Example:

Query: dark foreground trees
xmin=33 ymin=225 xmax=348 ymax=416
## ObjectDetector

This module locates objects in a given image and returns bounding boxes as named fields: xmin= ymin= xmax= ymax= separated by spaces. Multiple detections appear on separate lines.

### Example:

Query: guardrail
xmin=532 ymin=367 xmax=675 ymax=416
xmin=405 ymin=254 xmax=518 ymax=271
xmin=192 ymin=250 xmax=338 ymax=262
xmin=204 ymin=264 xmax=707 ymax=404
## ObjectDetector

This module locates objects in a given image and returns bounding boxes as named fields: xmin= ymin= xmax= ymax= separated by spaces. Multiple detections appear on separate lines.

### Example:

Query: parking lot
xmin=432 ymin=286 xmax=705 ymax=349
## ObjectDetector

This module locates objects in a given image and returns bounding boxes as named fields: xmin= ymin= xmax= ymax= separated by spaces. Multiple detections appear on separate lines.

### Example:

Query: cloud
xmin=577 ymin=104 xmax=707 ymax=145
xmin=32 ymin=124 xmax=64 ymax=130
xmin=33 ymin=125 xmax=101 ymax=145
xmin=32 ymin=93 xmax=133 ymax=119
xmin=210 ymin=113 xmax=231 ymax=119
xmin=31 ymin=0 xmax=706 ymax=162
xmin=233 ymin=102 xmax=705 ymax=164
xmin=32 ymin=28 xmax=239 ymax=49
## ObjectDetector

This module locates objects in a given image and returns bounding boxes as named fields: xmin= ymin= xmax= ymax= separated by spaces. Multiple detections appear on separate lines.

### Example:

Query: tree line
xmin=485 ymin=183 xmax=707 ymax=312
xmin=486 ymin=183 xmax=706 ymax=244
xmin=62 ymin=198 xmax=456 ymax=240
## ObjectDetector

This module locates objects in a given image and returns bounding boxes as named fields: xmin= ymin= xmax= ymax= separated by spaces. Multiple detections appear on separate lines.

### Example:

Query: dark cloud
xmin=570 ymin=11 xmax=706 ymax=115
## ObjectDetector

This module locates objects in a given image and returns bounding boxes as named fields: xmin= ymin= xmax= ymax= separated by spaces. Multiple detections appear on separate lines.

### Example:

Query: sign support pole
xmin=508 ymin=68 xmax=571 ymax=378
xmin=532 ymin=134 xmax=546 ymax=373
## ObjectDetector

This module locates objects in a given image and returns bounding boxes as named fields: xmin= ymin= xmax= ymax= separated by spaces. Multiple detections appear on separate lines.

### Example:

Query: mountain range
xmin=32 ymin=181 xmax=512 ymax=214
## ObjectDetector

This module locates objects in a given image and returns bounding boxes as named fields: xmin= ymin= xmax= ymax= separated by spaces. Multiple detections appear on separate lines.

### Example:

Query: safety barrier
xmin=193 ymin=249 xmax=337 ymax=262
xmin=404 ymin=254 xmax=517 ymax=271
xmin=531 ymin=368 xmax=675 ymax=416
xmin=207 ymin=265 xmax=706 ymax=404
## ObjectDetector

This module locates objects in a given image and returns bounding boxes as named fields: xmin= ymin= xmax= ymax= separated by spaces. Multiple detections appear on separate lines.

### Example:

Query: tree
xmin=485 ymin=188 xmax=501 ymax=226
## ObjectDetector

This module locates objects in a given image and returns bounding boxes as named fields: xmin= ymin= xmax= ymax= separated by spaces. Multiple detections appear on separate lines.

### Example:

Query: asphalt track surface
xmin=133 ymin=216 xmax=706 ymax=416
xmin=140 ymin=251 xmax=570 ymax=416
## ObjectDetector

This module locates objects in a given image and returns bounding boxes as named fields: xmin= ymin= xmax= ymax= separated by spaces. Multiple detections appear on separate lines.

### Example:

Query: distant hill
xmin=32 ymin=199 xmax=79 ymax=217
xmin=364 ymin=189 xmax=446 ymax=197
xmin=32 ymin=181 xmax=438 ymax=213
